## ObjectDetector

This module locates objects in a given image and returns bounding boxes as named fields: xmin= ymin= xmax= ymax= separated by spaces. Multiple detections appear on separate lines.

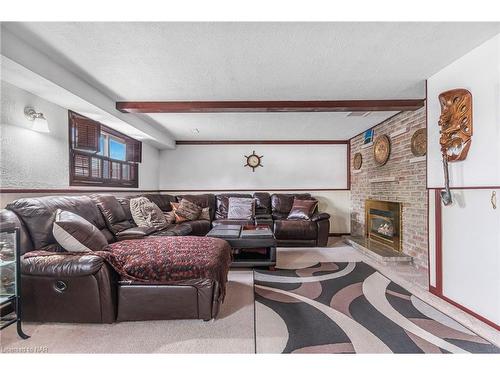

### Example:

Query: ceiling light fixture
xmin=24 ymin=106 xmax=49 ymax=133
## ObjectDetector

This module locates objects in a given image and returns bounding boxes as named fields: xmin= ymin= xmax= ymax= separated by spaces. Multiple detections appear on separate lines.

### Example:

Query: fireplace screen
xmin=365 ymin=200 xmax=402 ymax=252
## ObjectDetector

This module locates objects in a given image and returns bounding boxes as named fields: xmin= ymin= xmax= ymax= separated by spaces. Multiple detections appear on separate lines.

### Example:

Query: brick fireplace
xmin=350 ymin=107 xmax=428 ymax=268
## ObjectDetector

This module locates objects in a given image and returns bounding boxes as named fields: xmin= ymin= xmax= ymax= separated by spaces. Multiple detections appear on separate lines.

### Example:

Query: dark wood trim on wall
xmin=427 ymin=186 xmax=500 ymax=191
xmin=434 ymin=189 xmax=443 ymax=294
xmin=1 ymin=188 xmax=352 ymax=194
xmin=347 ymin=142 xmax=351 ymax=190
xmin=0 ymin=189 xmax=160 ymax=194
xmin=158 ymin=188 xmax=351 ymax=192
xmin=175 ymin=140 xmax=349 ymax=145
xmin=116 ymin=100 xmax=425 ymax=113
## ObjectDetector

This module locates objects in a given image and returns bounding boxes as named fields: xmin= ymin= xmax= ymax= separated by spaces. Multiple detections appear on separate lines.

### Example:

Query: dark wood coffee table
xmin=206 ymin=224 xmax=276 ymax=268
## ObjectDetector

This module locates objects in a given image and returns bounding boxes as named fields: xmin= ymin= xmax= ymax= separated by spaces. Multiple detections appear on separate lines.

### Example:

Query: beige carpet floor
xmin=0 ymin=270 xmax=255 ymax=353
xmin=1 ymin=241 xmax=498 ymax=352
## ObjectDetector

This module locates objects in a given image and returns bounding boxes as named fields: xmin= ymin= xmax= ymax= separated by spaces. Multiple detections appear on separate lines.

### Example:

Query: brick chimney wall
xmin=350 ymin=106 xmax=428 ymax=268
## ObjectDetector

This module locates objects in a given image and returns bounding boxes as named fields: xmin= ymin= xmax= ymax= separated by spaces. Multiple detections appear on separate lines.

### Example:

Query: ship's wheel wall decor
xmin=244 ymin=151 xmax=263 ymax=172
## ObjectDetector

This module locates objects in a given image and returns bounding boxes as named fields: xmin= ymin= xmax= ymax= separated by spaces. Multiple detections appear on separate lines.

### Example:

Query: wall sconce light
xmin=24 ymin=106 xmax=49 ymax=133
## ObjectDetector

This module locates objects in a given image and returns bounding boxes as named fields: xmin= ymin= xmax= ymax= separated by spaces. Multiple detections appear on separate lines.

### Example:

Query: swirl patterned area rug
xmin=254 ymin=262 xmax=500 ymax=353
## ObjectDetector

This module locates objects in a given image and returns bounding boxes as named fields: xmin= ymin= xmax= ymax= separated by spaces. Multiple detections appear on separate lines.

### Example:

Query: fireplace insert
xmin=365 ymin=200 xmax=402 ymax=251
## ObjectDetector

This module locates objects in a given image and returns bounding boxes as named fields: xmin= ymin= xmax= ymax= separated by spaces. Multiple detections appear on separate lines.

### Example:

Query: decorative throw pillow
xmin=170 ymin=202 xmax=189 ymax=223
xmin=53 ymin=209 xmax=108 ymax=252
xmin=176 ymin=199 xmax=203 ymax=221
xmin=287 ymin=199 xmax=318 ymax=220
xmin=227 ymin=197 xmax=255 ymax=220
xmin=198 ymin=207 xmax=210 ymax=221
xmin=164 ymin=210 xmax=176 ymax=224
xmin=130 ymin=197 xmax=168 ymax=230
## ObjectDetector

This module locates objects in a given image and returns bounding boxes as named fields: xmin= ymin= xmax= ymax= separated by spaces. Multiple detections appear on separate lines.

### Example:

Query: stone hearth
xmin=343 ymin=235 xmax=413 ymax=264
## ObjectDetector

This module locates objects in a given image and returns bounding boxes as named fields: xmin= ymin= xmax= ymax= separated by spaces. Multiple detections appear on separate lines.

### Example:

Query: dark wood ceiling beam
xmin=116 ymin=99 xmax=425 ymax=113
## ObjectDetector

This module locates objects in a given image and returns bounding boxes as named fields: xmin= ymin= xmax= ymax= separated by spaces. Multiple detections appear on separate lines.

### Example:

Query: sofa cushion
xmin=53 ymin=209 xmax=109 ymax=252
xmin=6 ymin=195 xmax=108 ymax=250
xmin=142 ymin=194 xmax=177 ymax=212
xmin=215 ymin=193 xmax=252 ymax=219
xmin=274 ymin=220 xmax=317 ymax=240
xmin=227 ymin=197 xmax=255 ymax=220
xmin=287 ymin=199 xmax=318 ymax=220
xmin=199 ymin=207 xmax=210 ymax=221
xmin=116 ymin=226 xmax=157 ymax=241
xmin=271 ymin=193 xmax=312 ymax=218
xmin=253 ymin=192 xmax=271 ymax=215
xmin=116 ymin=196 xmax=135 ymax=224
xmin=91 ymin=194 xmax=133 ymax=235
xmin=130 ymin=197 xmax=168 ymax=230
xmin=151 ymin=224 xmax=193 ymax=237
xmin=183 ymin=220 xmax=211 ymax=236
xmin=212 ymin=219 xmax=254 ymax=227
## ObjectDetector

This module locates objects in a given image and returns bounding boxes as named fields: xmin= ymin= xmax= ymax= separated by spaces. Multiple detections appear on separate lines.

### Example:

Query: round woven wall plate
xmin=373 ymin=134 xmax=391 ymax=166
xmin=411 ymin=128 xmax=427 ymax=156
xmin=353 ymin=152 xmax=363 ymax=170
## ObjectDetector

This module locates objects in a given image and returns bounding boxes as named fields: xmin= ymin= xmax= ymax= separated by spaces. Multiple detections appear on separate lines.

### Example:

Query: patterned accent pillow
xmin=199 ymin=207 xmax=210 ymax=221
xmin=53 ymin=209 xmax=108 ymax=252
xmin=171 ymin=202 xmax=189 ymax=223
xmin=164 ymin=210 xmax=176 ymax=224
xmin=130 ymin=197 xmax=168 ymax=230
xmin=176 ymin=198 xmax=203 ymax=221
xmin=287 ymin=199 xmax=318 ymax=220
xmin=227 ymin=197 xmax=255 ymax=220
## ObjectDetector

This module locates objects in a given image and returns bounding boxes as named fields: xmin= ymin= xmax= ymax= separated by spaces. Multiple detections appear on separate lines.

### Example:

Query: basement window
xmin=68 ymin=110 xmax=141 ymax=188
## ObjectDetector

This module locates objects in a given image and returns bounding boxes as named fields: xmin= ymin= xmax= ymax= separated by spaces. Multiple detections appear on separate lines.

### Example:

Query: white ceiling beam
xmin=0 ymin=26 xmax=175 ymax=149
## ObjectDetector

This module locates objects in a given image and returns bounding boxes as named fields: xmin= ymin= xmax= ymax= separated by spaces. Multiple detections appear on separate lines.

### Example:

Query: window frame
xmin=68 ymin=111 xmax=141 ymax=188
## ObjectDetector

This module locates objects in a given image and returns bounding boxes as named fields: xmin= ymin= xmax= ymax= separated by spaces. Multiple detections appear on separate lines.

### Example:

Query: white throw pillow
xmin=227 ymin=197 xmax=255 ymax=220
xmin=53 ymin=209 xmax=108 ymax=252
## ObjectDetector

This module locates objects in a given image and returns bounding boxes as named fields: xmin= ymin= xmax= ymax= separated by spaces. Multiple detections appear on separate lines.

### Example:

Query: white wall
xmin=0 ymin=81 xmax=160 ymax=191
xmin=159 ymin=144 xmax=350 ymax=233
xmin=159 ymin=144 xmax=348 ymax=190
xmin=427 ymin=34 xmax=500 ymax=188
xmin=427 ymin=34 xmax=500 ymax=325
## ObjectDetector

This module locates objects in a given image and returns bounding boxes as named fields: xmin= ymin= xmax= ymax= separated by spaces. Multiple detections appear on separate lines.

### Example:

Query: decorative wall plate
xmin=373 ymin=134 xmax=391 ymax=166
xmin=244 ymin=150 xmax=263 ymax=172
xmin=410 ymin=128 xmax=427 ymax=156
xmin=353 ymin=152 xmax=363 ymax=170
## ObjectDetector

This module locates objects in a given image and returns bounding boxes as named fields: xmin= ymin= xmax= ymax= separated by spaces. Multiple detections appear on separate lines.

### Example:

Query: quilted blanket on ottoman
xmin=103 ymin=236 xmax=232 ymax=295
xmin=25 ymin=236 xmax=232 ymax=300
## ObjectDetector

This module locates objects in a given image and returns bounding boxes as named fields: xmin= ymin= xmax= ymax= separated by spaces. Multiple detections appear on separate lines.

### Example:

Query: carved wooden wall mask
xmin=438 ymin=88 xmax=473 ymax=162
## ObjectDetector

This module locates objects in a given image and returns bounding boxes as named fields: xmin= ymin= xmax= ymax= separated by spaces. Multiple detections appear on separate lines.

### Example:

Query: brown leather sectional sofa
xmin=1 ymin=192 xmax=330 ymax=323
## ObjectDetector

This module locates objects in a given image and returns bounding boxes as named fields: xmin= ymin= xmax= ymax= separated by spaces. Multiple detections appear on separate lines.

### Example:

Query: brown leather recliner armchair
xmin=270 ymin=193 xmax=330 ymax=247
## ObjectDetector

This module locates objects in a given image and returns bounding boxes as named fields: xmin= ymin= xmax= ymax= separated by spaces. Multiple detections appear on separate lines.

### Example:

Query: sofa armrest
xmin=311 ymin=212 xmax=330 ymax=222
xmin=21 ymin=253 xmax=106 ymax=277
xmin=116 ymin=226 xmax=156 ymax=240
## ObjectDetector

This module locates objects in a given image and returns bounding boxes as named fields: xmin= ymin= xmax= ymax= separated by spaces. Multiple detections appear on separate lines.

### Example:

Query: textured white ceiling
xmin=4 ymin=22 xmax=500 ymax=140
xmin=147 ymin=111 xmax=398 ymax=140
